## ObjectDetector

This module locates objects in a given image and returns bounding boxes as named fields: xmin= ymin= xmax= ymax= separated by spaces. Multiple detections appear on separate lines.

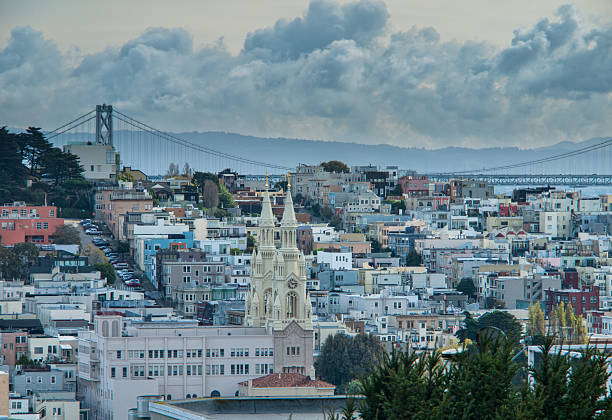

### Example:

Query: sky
xmin=0 ymin=0 xmax=611 ymax=149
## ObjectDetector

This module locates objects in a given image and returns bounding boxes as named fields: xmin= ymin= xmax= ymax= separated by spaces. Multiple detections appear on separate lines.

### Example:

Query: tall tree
xmin=166 ymin=162 xmax=179 ymax=177
xmin=456 ymin=278 xmax=477 ymax=299
xmin=202 ymin=180 xmax=219 ymax=209
xmin=53 ymin=225 xmax=81 ymax=245
xmin=405 ymin=250 xmax=422 ymax=266
xmin=457 ymin=311 xmax=522 ymax=346
xmin=315 ymin=333 xmax=383 ymax=394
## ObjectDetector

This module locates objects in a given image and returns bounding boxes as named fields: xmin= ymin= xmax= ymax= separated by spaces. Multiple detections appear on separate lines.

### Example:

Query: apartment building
xmin=78 ymin=314 xmax=310 ymax=420
xmin=0 ymin=202 xmax=64 ymax=245
xmin=95 ymin=186 xmax=153 ymax=239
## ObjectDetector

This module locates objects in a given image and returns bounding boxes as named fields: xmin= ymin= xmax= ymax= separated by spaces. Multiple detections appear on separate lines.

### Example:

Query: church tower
xmin=245 ymin=174 xmax=312 ymax=333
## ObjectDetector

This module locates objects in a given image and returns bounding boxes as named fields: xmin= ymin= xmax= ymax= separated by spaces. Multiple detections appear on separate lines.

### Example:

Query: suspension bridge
xmin=44 ymin=104 xmax=612 ymax=185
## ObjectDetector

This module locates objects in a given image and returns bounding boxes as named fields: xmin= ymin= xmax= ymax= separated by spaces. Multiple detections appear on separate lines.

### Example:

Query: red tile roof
xmin=239 ymin=373 xmax=336 ymax=389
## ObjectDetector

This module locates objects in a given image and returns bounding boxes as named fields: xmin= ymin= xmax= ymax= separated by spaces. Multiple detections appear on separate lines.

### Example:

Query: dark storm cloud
xmin=0 ymin=1 xmax=610 ymax=147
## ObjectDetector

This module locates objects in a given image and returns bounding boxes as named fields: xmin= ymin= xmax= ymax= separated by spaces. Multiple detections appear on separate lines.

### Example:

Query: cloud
xmin=0 ymin=1 xmax=610 ymax=148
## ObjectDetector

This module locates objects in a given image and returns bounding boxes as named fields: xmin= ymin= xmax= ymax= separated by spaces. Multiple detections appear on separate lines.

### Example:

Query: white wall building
xmin=316 ymin=250 xmax=352 ymax=270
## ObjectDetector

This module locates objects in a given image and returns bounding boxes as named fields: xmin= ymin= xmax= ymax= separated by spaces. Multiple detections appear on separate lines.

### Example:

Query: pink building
xmin=0 ymin=202 xmax=64 ymax=246
xmin=399 ymin=176 xmax=430 ymax=197
xmin=0 ymin=331 xmax=28 ymax=367
xmin=95 ymin=188 xmax=153 ymax=239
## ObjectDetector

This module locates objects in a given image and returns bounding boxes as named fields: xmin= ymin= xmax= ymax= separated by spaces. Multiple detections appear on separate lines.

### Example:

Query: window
xmin=123 ymin=367 xmax=127 ymax=377
xmin=111 ymin=368 xmax=116 ymax=378
xmin=116 ymin=350 xmax=122 ymax=359
xmin=43 ymin=222 xmax=48 ymax=229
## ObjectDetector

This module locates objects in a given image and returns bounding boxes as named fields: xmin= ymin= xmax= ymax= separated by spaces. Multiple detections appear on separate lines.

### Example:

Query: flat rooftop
xmin=150 ymin=396 xmax=358 ymax=420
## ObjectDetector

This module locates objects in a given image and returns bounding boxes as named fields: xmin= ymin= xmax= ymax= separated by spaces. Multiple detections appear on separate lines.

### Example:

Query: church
xmin=245 ymin=176 xmax=314 ymax=377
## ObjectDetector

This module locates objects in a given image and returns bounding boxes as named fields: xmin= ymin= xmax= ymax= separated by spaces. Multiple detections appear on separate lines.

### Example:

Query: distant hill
xmin=51 ymin=130 xmax=612 ymax=176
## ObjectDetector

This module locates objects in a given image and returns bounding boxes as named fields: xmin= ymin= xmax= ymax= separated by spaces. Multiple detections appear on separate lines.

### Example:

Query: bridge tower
xmin=95 ymin=104 xmax=113 ymax=145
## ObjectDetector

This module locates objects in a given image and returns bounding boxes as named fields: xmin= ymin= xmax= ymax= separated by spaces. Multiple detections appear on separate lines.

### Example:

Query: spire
xmin=281 ymin=172 xmax=297 ymax=227
xmin=260 ymin=172 xmax=275 ymax=228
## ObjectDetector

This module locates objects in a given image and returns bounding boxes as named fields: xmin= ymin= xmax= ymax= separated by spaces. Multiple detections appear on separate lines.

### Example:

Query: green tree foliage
xmin=389 ymin=184 xmax=404 ymax=197
xmin=192 ymin=171 xmax=219 ymax=193
xmin=0 ymin=245 xmax=21 ymax=280
xmin=527 ymin=302 xmax=546 ymax=342
xmin=456 ymin=278 xmax=477 ymax=299
xmin=94 ymin=262 xmax=116 ymax=284
xmin=117 ymin=241 xmax=130 ymax=254
xmin=218 ymin=183 xmax=237 ymax=208
xmin=405 ymin=250 xmax=422 ymax=266
xmin=548 ymin=301 xmax=586 ymax=344
xmin=246 ymin=234 xmax=256 ymax=251
xmin=315 ymin=333 xmax=384 ymax=394
xmin=320 ymin=206 xmax=334 ymax=221
xmin=17 ymin=354 xmax=42 ymax=369
xmin=335 ymin=335 xmax=612 ymax=420
xmin=321 ymin=160 xmax=350 ymax=173
xmin=0 ymin=243 xmax=39 ymax=281
xmin=274 ymin=180 xmax=288 ymax=191
xmin=53 ymin=224 xmax=81 ymax=245
xmin=0 ymin=126 xmax=89 ymax=215
xmin=457 ymin=311 xmax=522 ymax=346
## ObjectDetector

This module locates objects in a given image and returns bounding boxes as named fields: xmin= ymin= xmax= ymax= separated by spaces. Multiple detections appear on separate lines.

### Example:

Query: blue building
xmin=387 ymin=227 xmax=426 ymax=260
xmin=140 ymin=231 xmax=195 ymax=282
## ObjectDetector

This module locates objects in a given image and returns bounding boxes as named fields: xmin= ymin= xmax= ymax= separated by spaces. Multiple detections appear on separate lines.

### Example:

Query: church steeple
xmin=280 ymin=173 xmax=298 ymax=251
xmin=259 ymin=173 xmax=276 ymax=251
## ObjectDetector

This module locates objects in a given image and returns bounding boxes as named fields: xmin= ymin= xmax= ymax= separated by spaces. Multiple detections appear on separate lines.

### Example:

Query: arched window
xmin=211 ymin=390 xmax=221 ymax=397
xmin=101 ymin=321 xmax=109 ymax=337
xmin=286 ymin=292 xmax=298 ymax=318
xmin=111 ymin=320 xmax=119 ymax=337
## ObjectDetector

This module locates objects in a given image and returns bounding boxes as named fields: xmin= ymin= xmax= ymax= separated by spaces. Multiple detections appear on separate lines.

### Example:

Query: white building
xmin=63 ymin=143 xmax=119 ymax=181
xmin=316 ymin=249 xmax=352 ymax=270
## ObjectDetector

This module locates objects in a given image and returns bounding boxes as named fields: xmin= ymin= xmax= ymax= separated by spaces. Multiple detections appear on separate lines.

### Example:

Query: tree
xmin=94 ymin=262 xmax=116 ymax=284
xmin=203 ymin=180 xmax=219 ymax=209
xmin=117 ymin=241 xmax=130 ymax=254
xmin=86 ymin=245 xmax=107 ymax=264
xmin=457 ymin=311 xmax=522 ymax=346
xmin=456 ymin=278 xmax=477 ymax=299
xmin=40 ymin=148 xmax=83 ymax=186
xmin=218 ymin=183 xmax=236 ymax=208
xmin=246 ymin=234 xmax=256 ymax=252
xmin=274 ymin=180 xmax=288 ymax=191
xmin=12 ymin=243 xmax=39 ymax=278
xmin=17 ymin=354 xmax=41 ymax=369
xmin=548 ymin=301 xmax=586 ymax=344
xmin=321 ymin=160 xmax=350 ymax=173
xmin=0 ymin=246 xmax=20 ymax=280
xmin=182 ymin=162 xmax=193 ymax=178
xmin=330 ymin=214 xmax=343 ymax=230
xmin=314 ymin=333 xmax=383 ymax=394
xmin=389 ymin=184 xmax=404 ymax=197
xmin=370 ymin=239 xmax=383 ymax=253
xmin=405 ymin=250 xmax=422 ymax=266
xmin=527 ymin=302 xmax=546 ymax=341
xmin=166 ymin=162 xmax=180 ymax=177
xmin=53 ymin=225 xmax=81 ymax=245
xmin=320 ymin=206 xmax=333 ymax=221
xmin=333 ymin=335 xmax=612 ymax=420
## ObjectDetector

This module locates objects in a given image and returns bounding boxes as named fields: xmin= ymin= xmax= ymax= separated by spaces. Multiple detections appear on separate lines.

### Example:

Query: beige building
xmin=64 ymin=142 xmax=119 ymax=181
xmin=238 ymin=372 xmax=335 ymax=397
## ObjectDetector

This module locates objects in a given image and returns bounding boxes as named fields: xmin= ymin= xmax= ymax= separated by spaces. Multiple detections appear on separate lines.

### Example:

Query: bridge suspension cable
xmin=46 ymin=114 xmax=96 ymax=140
xmin=444 ymin=137 xmax=612 ymax=175
xmin=113 ymin=109 xmax=290 ymax=171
